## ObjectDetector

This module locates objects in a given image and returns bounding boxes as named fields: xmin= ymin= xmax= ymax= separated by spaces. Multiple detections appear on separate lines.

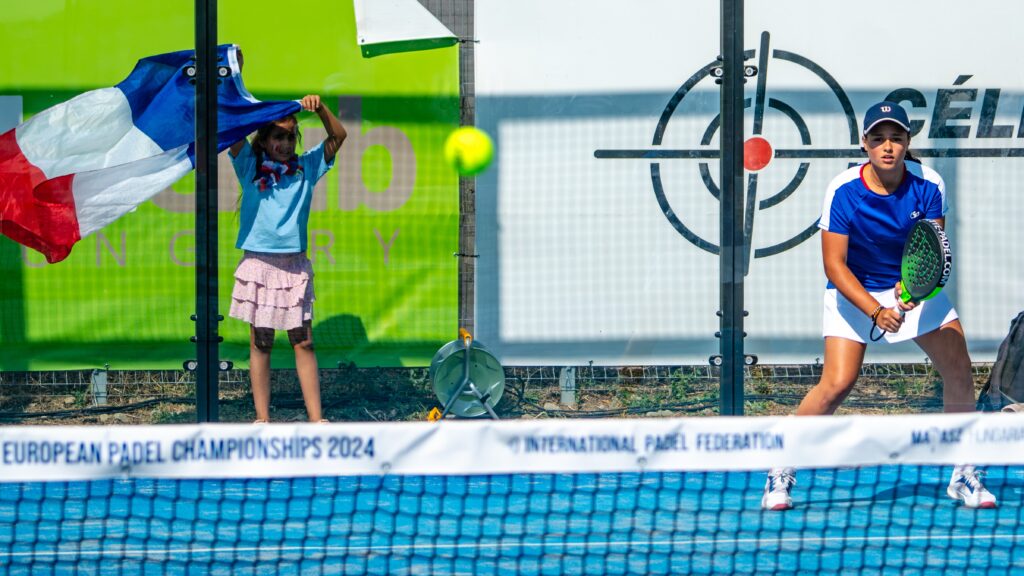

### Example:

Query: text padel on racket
xmin=870 ymin=219 xmax=952 ymax=341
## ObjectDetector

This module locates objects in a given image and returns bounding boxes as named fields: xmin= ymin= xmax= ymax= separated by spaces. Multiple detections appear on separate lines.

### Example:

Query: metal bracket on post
xmin=709 ymin=354 xmax=756 ymax=367
xmin=185 ymin=313 xmax=231 ymax=373
xmin=183 ymin=359 xmax=233 ymax=372
xmin=709 ymin=62 xmax=757 ymax=85
xmin=711 ymin=62 xmax=725 ymax=84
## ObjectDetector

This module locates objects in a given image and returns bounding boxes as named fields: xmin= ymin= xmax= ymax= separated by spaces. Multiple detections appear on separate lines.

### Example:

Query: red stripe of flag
xmin=0 ymin=129 xmax=81 ymax=263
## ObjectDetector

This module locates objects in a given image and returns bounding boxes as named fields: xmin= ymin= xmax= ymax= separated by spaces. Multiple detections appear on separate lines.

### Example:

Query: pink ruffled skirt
xmin=229 ymin=252 xmax=314 ymax=330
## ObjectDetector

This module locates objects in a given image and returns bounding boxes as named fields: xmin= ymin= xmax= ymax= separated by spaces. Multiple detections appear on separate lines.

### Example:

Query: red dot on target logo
xmin=743 ymin=136 xmax=773 ymax=172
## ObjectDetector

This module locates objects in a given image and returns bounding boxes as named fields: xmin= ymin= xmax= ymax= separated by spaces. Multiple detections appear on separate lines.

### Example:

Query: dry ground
xmin=0 ymin=363 xmax=994 ymax=425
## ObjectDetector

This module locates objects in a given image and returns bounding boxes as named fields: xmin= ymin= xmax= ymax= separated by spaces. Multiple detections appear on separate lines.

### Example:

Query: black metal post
xmin=719 ymin=0 xmax=745 ymax=415
xmin=456 ymin=2 xmax=476 ymax=335
xmin=194 ymin=0 xmax=219 ymax=422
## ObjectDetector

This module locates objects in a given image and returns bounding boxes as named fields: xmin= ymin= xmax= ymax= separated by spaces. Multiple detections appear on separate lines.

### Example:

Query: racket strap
xmin=869 ymin=305 xmax=886 ymax=342
xmin=869 ymin=320 xmax=886 ymax=342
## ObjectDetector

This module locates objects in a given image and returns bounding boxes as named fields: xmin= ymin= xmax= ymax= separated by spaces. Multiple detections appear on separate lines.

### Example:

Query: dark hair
xmin=235 ymin=115 xmax=302 ymax=211
xmin=251 ymin=115 xmax=301 ymax=178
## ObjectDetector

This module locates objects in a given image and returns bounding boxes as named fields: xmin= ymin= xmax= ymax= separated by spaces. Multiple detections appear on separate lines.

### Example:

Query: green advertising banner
xmin=0 ymin=0 xmax=459 ymax=370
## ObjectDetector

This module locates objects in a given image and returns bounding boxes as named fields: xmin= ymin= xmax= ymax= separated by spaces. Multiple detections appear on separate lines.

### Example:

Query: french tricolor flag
xmin=0 ymin=44 xmax=300 ymax=263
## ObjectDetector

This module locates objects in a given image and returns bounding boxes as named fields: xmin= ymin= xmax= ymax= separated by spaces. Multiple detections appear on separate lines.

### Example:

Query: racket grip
xmin=895 ymin=281 xmax=911 ymax=318
xmin=898 ymin=282 xmax=912 ymax=303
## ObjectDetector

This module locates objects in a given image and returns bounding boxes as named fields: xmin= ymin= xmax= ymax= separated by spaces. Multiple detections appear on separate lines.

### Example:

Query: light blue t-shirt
xmin=818 ymin=161 xmax=946 ymax=291
xmin=232 ymin=139 xmax=334 ymax=252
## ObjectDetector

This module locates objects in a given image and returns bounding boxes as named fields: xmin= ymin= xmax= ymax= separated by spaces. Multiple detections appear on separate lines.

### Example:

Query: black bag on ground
xmin=978 ymin=311 xmax=1024 ymax=411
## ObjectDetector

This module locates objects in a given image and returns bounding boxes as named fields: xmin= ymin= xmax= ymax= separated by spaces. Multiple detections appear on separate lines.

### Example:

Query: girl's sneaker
xmin=947 ymin=465 xmax=997 ymax=509
xmin=762 ymin=467 xmax=796 ymax=511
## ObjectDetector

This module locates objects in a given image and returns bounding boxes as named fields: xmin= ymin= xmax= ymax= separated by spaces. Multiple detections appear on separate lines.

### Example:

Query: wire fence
xmin=0 ymin=362 xmax=994 ymax=424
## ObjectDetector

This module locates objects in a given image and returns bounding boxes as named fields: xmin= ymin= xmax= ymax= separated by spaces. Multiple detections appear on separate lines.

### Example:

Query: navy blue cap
xmin=863 ymin=101 xmax=911 ymax=134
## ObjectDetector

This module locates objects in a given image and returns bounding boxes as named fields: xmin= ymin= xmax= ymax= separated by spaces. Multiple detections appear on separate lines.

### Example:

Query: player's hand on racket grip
xmin=893 ymin=280 xmax=917 ymax=318
xmin=875 ymin=306 xmax=905 ymax=333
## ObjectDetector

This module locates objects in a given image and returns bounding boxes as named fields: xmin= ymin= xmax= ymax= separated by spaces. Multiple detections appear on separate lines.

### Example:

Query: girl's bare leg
xmin=914 ymin=320 xmax=975 ymax=413
xmin=796 ymin=336 xmax=866 ymax=416
xmin=250 ymin=326 xmax=273 ymax=422
xmin=292 ymin=321 xmax=323 ymax=421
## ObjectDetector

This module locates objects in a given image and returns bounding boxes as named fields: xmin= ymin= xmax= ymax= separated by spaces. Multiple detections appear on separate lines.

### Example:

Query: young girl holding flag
xmin=227 ymin=94 xmax=346 ymax=424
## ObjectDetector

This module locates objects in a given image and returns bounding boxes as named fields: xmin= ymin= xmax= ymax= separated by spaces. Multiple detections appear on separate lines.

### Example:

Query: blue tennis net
xmin=1 ymin=415 xmax=1022 ymax=574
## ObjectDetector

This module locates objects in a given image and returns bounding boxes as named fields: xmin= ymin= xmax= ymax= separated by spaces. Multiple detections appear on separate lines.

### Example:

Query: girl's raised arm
xmin=300 ymin=94 xmax=347 ymax=162
xmin=228 ymin=138 xmax=246 ymax=158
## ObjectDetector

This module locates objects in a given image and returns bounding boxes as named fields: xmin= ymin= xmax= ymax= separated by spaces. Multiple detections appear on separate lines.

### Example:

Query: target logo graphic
xmin=595 ymin=32 xmax=863 ymax=271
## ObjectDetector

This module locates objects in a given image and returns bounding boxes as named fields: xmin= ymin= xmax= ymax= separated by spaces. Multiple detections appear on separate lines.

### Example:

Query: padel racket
xmin=870 ymin=219 xmax=952 ymax=341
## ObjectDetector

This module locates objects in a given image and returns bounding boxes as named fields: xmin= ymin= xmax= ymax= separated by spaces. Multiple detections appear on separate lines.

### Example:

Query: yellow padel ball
xmin=444 ymin=127 xmax=494 ymax=176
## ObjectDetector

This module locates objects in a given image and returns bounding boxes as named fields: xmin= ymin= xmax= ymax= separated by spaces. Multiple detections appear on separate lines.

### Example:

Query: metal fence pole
xmin=194 ymin=0 xmax=220 ymax=422
xmin=719 ymin=0 xmax=745 ymax=415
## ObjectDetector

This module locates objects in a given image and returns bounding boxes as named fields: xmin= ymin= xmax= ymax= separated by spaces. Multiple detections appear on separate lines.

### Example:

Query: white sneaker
xmin=947 ymin=465 xmax=998 ymax=509
xmin=762 ymin=467 xmax=796 ymax=511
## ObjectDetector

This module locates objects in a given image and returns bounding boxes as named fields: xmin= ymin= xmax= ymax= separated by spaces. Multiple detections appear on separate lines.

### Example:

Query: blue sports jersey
xmin=232 ymin=139 xmax=334 ymax=253
xmin=818 ymin=161 xmax=946 ymax=291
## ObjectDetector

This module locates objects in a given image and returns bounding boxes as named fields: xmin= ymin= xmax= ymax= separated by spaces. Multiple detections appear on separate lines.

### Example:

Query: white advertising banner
xmin=1 ymin=415 xmax=1023 ymax=481
xmin=474 ymin=0 xmax=1024 ymax=365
